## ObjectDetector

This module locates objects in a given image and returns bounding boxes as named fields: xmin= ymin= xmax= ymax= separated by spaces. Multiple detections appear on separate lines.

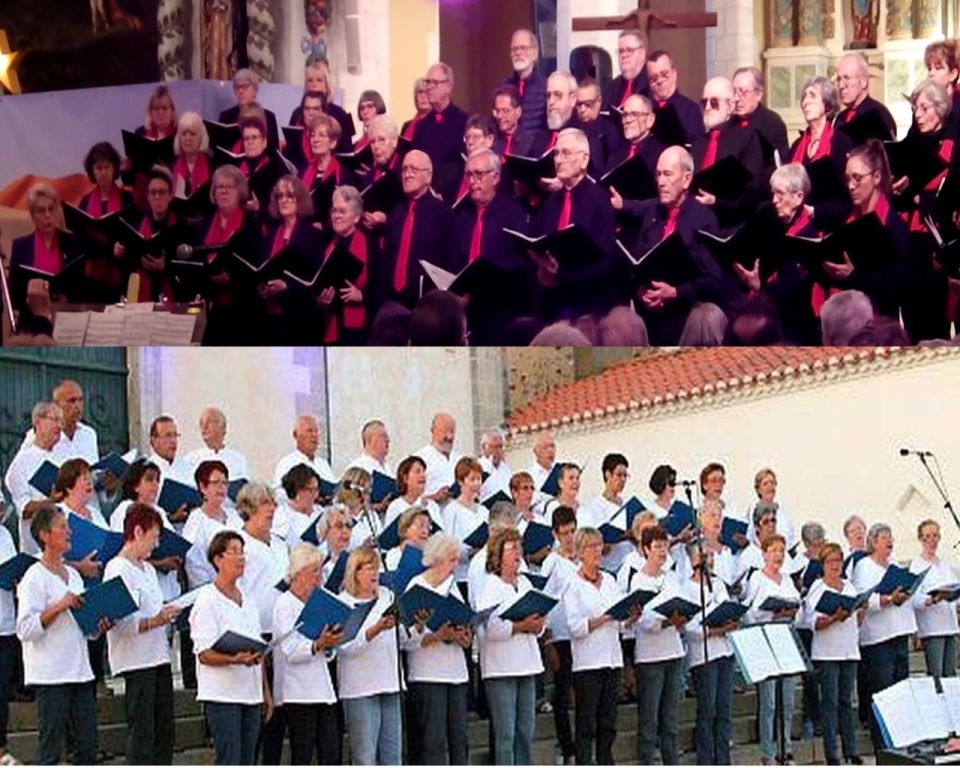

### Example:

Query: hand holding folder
xmin=70 ymin=576 xmax=138 ymax=636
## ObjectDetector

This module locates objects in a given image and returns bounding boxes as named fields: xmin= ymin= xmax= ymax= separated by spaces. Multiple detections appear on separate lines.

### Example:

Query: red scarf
xmin=323 ymin=229 xmax=368 ymax=342
xmin=619 ymin=77 xmax=635 ymax=108
xmin=301 ymin=130 xmax=314 ymax=167
xmin=173 ymin=154 xmax=210 ymax=196
xmin=354 ymin=134 xmax=370 ymax=153
xmin=791 ymin=121 xmax=834 ymax=163
xmin=374 ymin=152 xmax=400 ymax=182
xmin=402 ymin=114 xmax=424 ymax=142
xmin=240 ymin=155 xmax=269 ymax=178
xmin=271 ymin=222 xmax=294 ymax=258
xmin=135 ymin=214 xmax=173 ymax=302
xmin=908 ymin=138 xmax=955 ymax=233
xmin=205 ymin=207 xmax=244 ymax=247
xmin=84 ymin=185 xmax=122 ymax=218
xmin=501 ymin=133 xmax=515 ymax=159
xmin=33 ymin=231 xmax=61 ymax=273
xmin=301 ymin=155 xmax=342 ymax=189
xmin=701 ymin=129 xmax=721 ymax=170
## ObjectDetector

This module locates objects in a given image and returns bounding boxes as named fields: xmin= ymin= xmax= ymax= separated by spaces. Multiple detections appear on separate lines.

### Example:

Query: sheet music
xmin=941 ymin=677 xmax=960 ymax=734
xmin=910 ymin=677 xmax=953 ymax=741
xmin=873 ymin=679 xmax=921 ymax=748
xmin=104 ymin=301 xmax=154 ymax=314
xmin=84 ymin=312 xmax=127 ymax=346
xmin=764 ymin=623 xmax=808 ymax=675
xmin=52 ymin=311 xmax=90 ymax=346
xmin=418 ymin=260 xmax=456 ymax=292
xmin=729 ymin=625 xmax=779 ymax=684
xmin=122 ymin=313 xmax=154 ymax=347
xmin=166 ymin=588 xmax=202 ymax=610
xmin=149 ymin=312 xmax=197 ymax=345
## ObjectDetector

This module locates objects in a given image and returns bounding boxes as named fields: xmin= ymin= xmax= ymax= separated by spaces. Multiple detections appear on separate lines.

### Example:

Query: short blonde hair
xmin=287 ymin=543 xmax=323 ymax=580
xmin=235 ymin=481 xmax=275 ymax=521
xmin=27 ymin=183 xmax=63 ymax=227
xmin=574 ymin=526 xmax=602 ymax=553
xmin=336 ymin=466 xmax=371 ymax=508
xmin=423 ymin=532 xmax=459 ymax=566
xmin=398 ymin=507 xmax=430 ymax=539
xmin=174 ymin=111 xmax=210 ymax=156
xmin=343 ymin=546 xmax=381 ymax=596
xmin=629 ymin=509 xmax=657 ymax=541
xmin=315 ymin=505 xmax=348 ymax=542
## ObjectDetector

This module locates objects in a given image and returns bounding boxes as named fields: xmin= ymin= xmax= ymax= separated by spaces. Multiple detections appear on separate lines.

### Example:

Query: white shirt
xmin=17 ymin=561 xmax=92 ymax=685
xmin=852 ymin=555 xmax=918 ymax=646
xmin=346 ymin=453 xmax=394 ymax=478
xmin=4 ymin=443 xmax=59 ymax=554
xmin=478 ymin=574 xmax=545 ymax=679
xmin=467 ymin=548 xmax=489 ymax=609
xmin=103 ymin=555 xmax=171 ymax=674
xmin=182 ymin=507 xmax=244 ymax=589
xmin=271 ymin=503 xmax=321 ymax=550
xmin=680 ymin=575 xmax=734 ymax=668
xmin=479 ymin=456 xmax=513 ymax=498
xmin=744 ymin=499 xmax=796 ymax=549
xmin=630 ymin=568 xmax=686 ymax=663
xmin=541 ymin=550 xmax=578 ymax=642
xmin=745 ymin=568 xmax=800 ymax=625
xmin=564 ymin=570 xmax=624 ymax=672
xmin=0 ymin=528 xmax=18 ymax=635
xmin=110 ymin=499 xmax=181 ymax=601
xmin=271 ymin=590 xmax=337 ymax=706
xmin=20 ymin=422 xmax=99 ymax=466
xmin=273 ymin=450 xmax=336 ymax=496
xmin=447 ymin=499 xmax=489 ymax=583
xmin=401 ymin=573 xmax=469 ymax=684
xmin=183 ymin=445 xmax=250 ymax=485
xmin=239 ymin=530 xmax=289 ymax=631
xmin=805 ymin=578 xmax=861 ymax=661
xmin=910 ymin=555 xmax=960 ymax=638
xmin=527 ymin=461 xmax=555 ymax=508
xmin=583 ymin=495 xmax=633 ymax=573
xmin=414 ymin=444 xmax=462 ymax=498
xmin=383 ymin=496 xmax=444 ymax=533
xmin=190 ymin=583 xmax=263 ymax=704
xmin=337 ymin=586 xmax=403 ymax=699
xmin=147 ymin=452 xmax=193 ymax=484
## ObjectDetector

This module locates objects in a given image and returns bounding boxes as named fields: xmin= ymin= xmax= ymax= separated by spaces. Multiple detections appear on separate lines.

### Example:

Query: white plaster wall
xmin=329 ymin=0 xmax=391 ymax=115
xmin=505 ymin=355 xmax=960 ymax=563
xmin=705 ymin=0 xmax=760 ymax=78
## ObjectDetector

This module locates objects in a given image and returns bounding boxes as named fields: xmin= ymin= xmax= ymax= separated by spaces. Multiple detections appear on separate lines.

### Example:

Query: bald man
xmin=414 ymin=412 xmax=463 ymax=505
xmin=183 ymin=406 xmax=251 ymax=482
xmin=835 ymin=53 xmax=896 ymax=140
xmin=372 ymin=149 xmax=455 ymax=311
xmin=690 ymin=76 xmax=763 ymax=229
xmin=272 ymin=414 xmax=336 ymax=495
xmin=412 ymin=62 xmax=471 ymax=203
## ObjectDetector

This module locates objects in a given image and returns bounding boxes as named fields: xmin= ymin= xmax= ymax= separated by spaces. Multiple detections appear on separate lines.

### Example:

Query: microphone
xmin=175 ymin=243 xmax=194 ymax=260
xmin=900 ymin=448 xmax=934 ymax=457
xmin=679 ymin=480 xmax=697 ymax=488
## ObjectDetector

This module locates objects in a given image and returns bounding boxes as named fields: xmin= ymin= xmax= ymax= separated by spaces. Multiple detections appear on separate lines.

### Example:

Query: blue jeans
xmin=343 ymin=693 xmax=402 ymax=765
xmin=758 ymin=675 xmax=797 ymax=761
xmin=203 ymin=701 xmax=261 ymax=765
xmin=35 ymin=683 xmax=97 ymax=765
xmin=635 ymin=658 xmax=682 ymax=764
xmin=862 ymin=635 xmax=910 ymax=751
xmin=692 ymin=656 xmax=733 ymax=764
xmin=816 ymin=660 xmax=858 ymax=762
xmin=923 ymin=635 xmax=958 ymax=679
xmin=484 ymin=675 xmax=536 ymax=765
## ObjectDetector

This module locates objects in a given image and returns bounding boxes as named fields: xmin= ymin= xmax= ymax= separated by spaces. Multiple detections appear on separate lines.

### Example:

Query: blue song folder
xmin=381 ymin=546 xmax=426 ymax=594
xmin=801 ymin=559 xmax=824 ymax=590
xmin=295 ymin=587 xmax=376 ymax=643
xmin=653 ymin=595 xmax=702 ymax=621
xmin=299 ymin=513 xmax=324 ymax=546
xmin=157 ymin=478 xmax=203 ymax=515
xmin=814 ymin=589 xmax=871 ymax=616
xmin=377 ymin=514 xmax=441 ymax=551
xmin=539 ymin=464 xmax=563 ymax=497
xmin=371 ymin=471 xmax=397 ymax=504
xmin=463 ymin=522 xmax=489 ymax=549
xmin=227 ymin=479 xmax=248 ymax=503
xmin=929 ymin=583 xmax=960 ymax=602
xmin=91 ymin=452 xmax=132 ymax=479
xmin=521 ymin=521 xmax=554 ymax=557
xmin=499 ymin=589 xmax=558 ymax=622
xmin=71 ymin=576 xmax=138 ymax=636
xmin=703 ymin=600 xmax=749 ymax=627
xmin=482 ymin=490 xmax=511 ymax=509
xmin=0 ymin=553 xmax=37 ymax=591
xmin=324 ymin=551 xmax=349 ymax=593
xmin=660 ymin=501 xmax=696 ymax=537
xmin=65 ymin=515 xmax=124 ymax=564
xmin=758 ymin=596 xmax=800 ymax=613
xmin=605 ymin=588 xmax=659 ymax=621
xmin=152 ymin=528 xmax=191 ymax=560
xmin=521 ymin=571 xmax=548 ymax=591
xmin=318 ymin=477 xmax=338 ymax=499
xmin=28 ymin=461 xmax=59 ymax=497
xmin=720 ymin=517 xmax=749 ymax=553
xmin=211 ymin=630 xmax=268 ymax=655
xmin=396 ymin=585 xmax=494 ymax=630
xmin=842 ymin=549 xmax=868 ymax=577
xmin=874 ymin=564 xmax=928 ymax=596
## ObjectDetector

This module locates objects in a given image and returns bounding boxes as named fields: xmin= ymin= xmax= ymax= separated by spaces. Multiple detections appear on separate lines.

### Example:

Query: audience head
xmin=678 ymin=302 xmax=727 ymax=346
xmin=701 ymin=77 xmax=735 ymax=130
xmin=546 ymin=71 xmax=578 ymax=130
xmin=617 ymin=29 xmax=648 ymax=81
xmin=732 ymin=66 xmax=765 ymax=118
xmin=530 ymin=321 xmax=593 ymax=346
xmin=622 ymin=94 xmax=655 ymax=143
xmin=84 ymin=142 xmax=122 ymax=187
xmin=848 ymin=317 xmax=912 ymax=345
xmin=836 ymin=53 xmax=870 ymax=108
xmin=724 ymin=294 xmax=783 ymax=346
xmin=647 ymin=50 xmax=678 ymax=102
xmin=369 ymin=302 xmax=412 ymax=345
xmin=597 ymin=306 xmax=649 ymax=346
xmin=820 ymin=289 xmax=874 ymax=345
xmin=409 ymin=290 xmax=468 ymax=346
xmin=655 ymin=145 xmax=694 ymax=208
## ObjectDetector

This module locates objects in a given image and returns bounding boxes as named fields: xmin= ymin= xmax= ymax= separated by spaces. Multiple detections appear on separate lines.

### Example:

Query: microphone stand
xmin=0 ymin=227 xmax=17 ymax=336
xmin=917 ymin=453 xmax=960 ymax=549
xmin=684 ymin=483 xmax=710 ymax=668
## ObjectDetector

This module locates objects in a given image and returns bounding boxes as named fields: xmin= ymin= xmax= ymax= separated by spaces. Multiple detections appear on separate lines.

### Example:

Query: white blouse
xmin=564 ymin=570 xmax=624 ymax=672
xmin=805 ymin=578 xmax=861 ymax=661
xmin=541 ymin=551 xmax=578 ymax=642
xmin=239 ymin=530 xmax=289 ymax=631
xmin=16 ymin=561 xmax=92 ymax=685
xmin=680 ymin=576 xmax=734 ymax=668
xmin=630 ymin=568 xmax=686 ymax=664
xmin=852 ymin=556 xmax=918 ymax=646
xmin=400 ymin=573 xmax=469 ymax=685
xmin=110 ymin=499 xmax=181 ymax=601
xmin=103 ymin=555 xmax=171 ymax=674
xmin=477 ymin=574 xmax=545 ymax=680
xmin=0 ymin=527 xmax=19 ymax=636
xmin=182 ymin=507 xmax=243 ymax=590
xmin=910 ymin=555 xmax=960 ymax=639
xmin=190 ymin=582 xmax=263 ymax=705
xmin=446 ymin=499 xmax=489 ymax=583
xmin=337 ymin=586 xmax=403 ymax=699
xmin=271 ymin=590 xmax=337 ymax=706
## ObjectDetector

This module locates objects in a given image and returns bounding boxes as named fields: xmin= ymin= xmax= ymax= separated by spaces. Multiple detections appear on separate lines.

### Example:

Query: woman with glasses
xmin=300 ymin=114 xmax=355 ymax=226
xmin=275 ymin=464 xmax=321 ymax=549
xmin=821 ymin=139 xmax=909 ymax=323
xmin=235 ymin=117 xmax=287 ymax=217
xmin=401 ymin=79 xmax=434 ymax=142
xmin=910 ymin=519 xmax=960 ymax=680
xmin=288 ymin=58 xmax=355 ymax=153
xmin=183 ymin=460 xmax=244 ymax=592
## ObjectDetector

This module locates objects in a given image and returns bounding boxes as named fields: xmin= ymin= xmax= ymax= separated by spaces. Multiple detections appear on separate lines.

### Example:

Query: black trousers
xmin=552 ymin=640 xmax=575 ymax=759
xmin=408 ymin=681 xmax=469 ymax=765
xmin=35 ymin=683 xmax=97 ymax=765
xmin=797 ymin=628 xmax=821 ymax=728
xmin=123 ymin=664 xmax=174 ymax=765
xmin=573 ymin=667 xmax=619 ymax=766
xmin=285 ymin=702 xmax=341 ymax=764
xmin=0 ymin=636 xmax=15 ymax=748
xmin=257 ymin=655 xmax=286 ymax=764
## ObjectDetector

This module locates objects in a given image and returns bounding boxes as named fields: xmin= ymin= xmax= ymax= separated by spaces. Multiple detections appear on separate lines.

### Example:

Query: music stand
xmin=729 ymin=621 xmax=814 ymax=765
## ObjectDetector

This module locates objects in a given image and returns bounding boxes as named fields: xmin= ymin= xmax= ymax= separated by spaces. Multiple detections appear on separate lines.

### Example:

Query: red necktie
xmin=740 ymin=118 xmax=749 ymax=128
xmin=557 ymin=189 xmax=572 ymax=230
xmin=518 ymin=79 xmax=526 ymax=99
xmin=434 ymin=112 xmax=443 ymax=124
xmin=844 ymin=109 xmax=856 ymax=124
xmin=657 ymin=100 xmax=667 ymax=109
xmin=702 ymin=129 xmax=721 ymax=169
xmin=503 ymin=133 xmax=514 ymax=158
xmin=393 ymin=199 xmax=416 ymax=292
xmin=662 ymin=206 xmax=680 ymax=239
xmin=545 ymin=132 xmax=558 ymax=153
xmin=627 ymin=144 xmax=638 ymax=160
xmin=468 ymin=207 xmax=487 ymax=263
xmin=619 ymin=78 xmax=634 ymax=108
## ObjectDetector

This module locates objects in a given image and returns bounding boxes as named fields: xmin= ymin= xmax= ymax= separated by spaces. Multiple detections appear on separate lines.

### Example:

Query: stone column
xmin=886 ymin=0 xmax=913 ymax=39
xmin=798 ymin=0 xmax=823 ymax=45
xmin=914 ymin=0 xmax=942 ymax=38
xmin=771 ymin=0 xmax=794 ymax=47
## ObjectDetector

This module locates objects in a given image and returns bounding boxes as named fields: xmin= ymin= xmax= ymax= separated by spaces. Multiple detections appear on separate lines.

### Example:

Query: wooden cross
xmin=572 ymin=0 xmax=717 ymax=36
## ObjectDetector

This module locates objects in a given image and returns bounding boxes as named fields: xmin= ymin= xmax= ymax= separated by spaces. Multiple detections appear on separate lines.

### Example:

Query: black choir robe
xmin=412 ymin=103 xmax=471 ymax=205
xmin=621 ymin=196 xmax=729 ymax=345
xmin=605 ymin=134 xmax=666 ymax=193
xmin=602 ymin=72 xmax=652 ymax=111
xmin=788 ymin=126 xmax=854 ymax=231
xmin=237 ymin=153 xmax=287 ymax=215
xmin=125 ymin=211 xmax=194 ymax=302
xmin=760 ymin=208 xmax=820 ymax=346
xmin=579 ymin=117 xmax=624 ymax=178
xmin=493 ymin=130 xmax=535 ymax=197
xmin=691 ymin=120 xmax=764 ymax=230
xmin=219 ymin=104 xmax=281 ymax=152
xmin=372 ymin=192 xmax=455 ymax=311
xmin=10 ymin=230 xmax=87 ymax=315
xmin=735 ymin=104 xmax=789 ymax=193
xmin=451 ymin=194 xmax=532 ymax=343
xmin=835 ymin=96 xmax=897 ymax=142
xmin=76 ymin=187 xmax=135 ymax=303
xmin=302 ymin=160 xmax=357 ymax=230
xmin=500 ymin=70 xmax=548 ymax=133
xmin=289 ymin=102 xmax=356 ymax=154
xmin=844 ymin=196 xmax=911 ymax=319
xmin=530 ymin=177 xmax=618 ymax=320
xmin=360 ymin=153 xmax=405 ymax=220
xmin=652 ymin=90 xmax=704 ymax=147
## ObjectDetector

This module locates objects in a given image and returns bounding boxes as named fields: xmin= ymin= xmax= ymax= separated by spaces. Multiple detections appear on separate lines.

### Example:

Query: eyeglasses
xmin=575 ymin=99 xmax=600 ymax=109
xmin=493 ymin=106 xmax=517 ymax=116
xmin=147 ymin=188 xmax=171 ymax=197
xmin=622 ymin=110 xmax=651 ymax=121
xmin=401 ymin=165 xmax=430 ymax=174
xmin=424 ymin=78 xmax=449 ymax=88
xmin=649 ymin=70 xmax=672 ymax=84
xmin=617 ymin=45 xmax=643 ymax=56
xmin=700 ymin=97 xmax=726 ymax=109
xmin=275 ymin=191 xmax=297 ymax=201
xmin=845 ymin=171 xmax=873 ymax=185
xmin=510 ymin=45 xmax=534 ymax=54
xmin=553 ymin=148 xmax=585 ymax=159
xmin=465 ymin=169 xmax=495 ymax=181
xmin=214 ymin=183 xmax=237 ymax=191
xmin=733 ymin=87 xmax=759 ymax=98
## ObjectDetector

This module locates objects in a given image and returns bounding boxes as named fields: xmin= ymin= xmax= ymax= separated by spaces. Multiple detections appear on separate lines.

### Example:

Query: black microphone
xmin=679 ymin=480 xmax=697 ymax=488
xmin=175 ymin=243 xmax=193 ymax=260
xmin=900 ymin=448 xmax=934 ymax=457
